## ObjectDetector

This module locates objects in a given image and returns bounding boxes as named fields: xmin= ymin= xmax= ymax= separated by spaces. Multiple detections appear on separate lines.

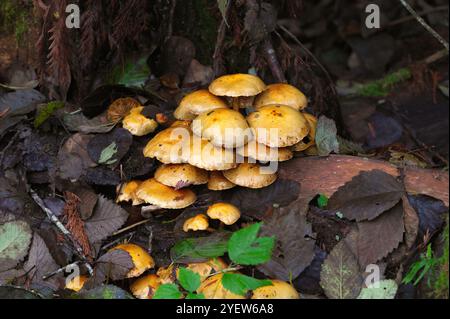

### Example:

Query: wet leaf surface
xmin=407 ymin=195 xmax=447 ymax=240
xmin=0 ymin=89 xmax=45 ymax=117
xmin=328 ymin=170 xmax=405 ymax=222
xmin=257 ymin=202 xmax=315 ymax=281
xmin=87 ymin=128 xmax=133 ymax=165
xmin=294 ymin=246 xmax=327 ymax=295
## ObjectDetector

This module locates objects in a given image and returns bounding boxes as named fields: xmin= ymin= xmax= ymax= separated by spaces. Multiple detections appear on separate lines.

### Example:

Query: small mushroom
xmin=130 ymin=274 xmax=161 ymax=299
xmin=197 ymin=273 xmax=245 ymax=299
xmin=223 ymin=162 xmax=277 ymax=189
xmin=247 ymin=105 xmax=310 ymax=147
xmin=110 ymin=243 xmax=155 ymax=278
xmin=65 ymin=275 xmax=88 ymax=292
xmin=237 ymin=141 xmax=293 ymax=162
xmin=207 ymin=171 xmax=236 ymax=191
xmin=155 ymin=164 xmax=208 ymax=188
xmin=143 ymin=126 xmax=192 ymax=164
xmin=192 ymin=108 xmax=252 ymax=148
xmin=188 ymin=136 xmax=237 ymax=171
xmin=292 ymin=112 xmax=317 ymax=152
xmin=107 ymin=97 xmax=141 ymax=122
xmin=209 ymin=74 xmax=266 ymax=110
xmin=251 ymin=280 xmax=299 ymax=299
xmin=157 ymin=265 xmax=177 ymax=284
xmin=254 ymin=83 xmax=308 ymax=111
xmin=174 ymin=89 xmax=228 ymax=120
xmin=180 ymin=258 xmax=228 ymax=282
xmin=135 ymin=178 xmax=196 ymax=209
xmin=206 ymin=202 xmax=241 ymax=226
xmin=116 ymin=180 xmax=144 ymax=206
xmin=183 ymin=214 xmax=210 ymax=232
xmin=122 ymin=106 xmax=158 ymax=136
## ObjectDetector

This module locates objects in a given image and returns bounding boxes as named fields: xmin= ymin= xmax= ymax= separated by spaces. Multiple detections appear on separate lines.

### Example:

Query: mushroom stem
xmin=231 ymin=97 xmax=240 ymax=111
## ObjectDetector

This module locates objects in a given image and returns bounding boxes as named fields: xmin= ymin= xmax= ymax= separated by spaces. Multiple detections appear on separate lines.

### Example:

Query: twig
xmin=261 ymin=38 xmax=286 ymax=83
xmin=0 ymin=130 xmax=20 ymax=166
xmin=213 ymin=0 xmax=233 ymax=77
xmin=388 ymin=5 xmax=448 ymax=28
xmin=29 ymin=189 xmax=94 ymax=275
xmin=112 ymin=219 xmax=150 ymax=236
xmin=42 ymin=261 xmax=81 ymax=280
xmin=399 ymin=0 xmax=449 ymax=51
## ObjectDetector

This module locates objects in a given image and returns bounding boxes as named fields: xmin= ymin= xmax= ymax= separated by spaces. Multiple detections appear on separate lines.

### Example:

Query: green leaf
xmin=153 ymin=284 xmax=183 ymax=299
xmin=186 ymin=292 xmax=205 ymax=300
xmin=358 ymin=280 xmax=398 ymax=299
xmin=178 ymin=268 xmax=201 ymax=293
xmin=34 ymin=101 xmax=64 ymax=128
xmin=221 ymin=273 xmax=272 ymax=296
xmin=109 ymin=56 xmax=150 ymax=88
xmin=0 ymin=220 xmax=33 ymax=272
xmin=98 ymin=142 xmax=118 ymax=165
xmin=228 ymin=223 xmax=275 ymax=266
xmin=170 ymin=232 xmax=230 ymax=263
xmin=317 ymin=194 xmax=329 ymax=208
xmin=315 ymin=116 xmax=340 ymax=156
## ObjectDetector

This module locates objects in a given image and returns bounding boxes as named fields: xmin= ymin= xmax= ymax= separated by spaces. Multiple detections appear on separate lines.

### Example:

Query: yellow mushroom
xmin=174 ymin=90 xmax=229 ymax=120
xmin=110 ymin=243 xmax=155 ymax=278
xmin=154 ymin=164 xmax=208 ymax=188
xmin=116 ymin=180 xmax=144 ymax=206
xmin=65 ymin=275 xmax=88 ymax=292
xmin=122 ymin=106 xmax=158 ymax=136
xmin=236 ymin=141 xmax=293 ymax=162
xmin=223 ymin=162 xmax=277 ymax=189
xmin=197 ymin=273 xmax=246 ymax=299
xmin=207 ymin=171 xmax=236 ymax=191
xmin=130 ymin=274 xmax=161 ymax=299
xmin=183 ymin=214 xmax=210 ymax=232
xmin=135 ymin=178 xmax=196 ymax=209
xmin=206 ymin=203 xmax=241 ymax=226
xmin=107 ymin=97 xmax=141 ymax=122
xmin=188 ymin=136 xmax=237 ymax=171
xmin=292 ymin=112 xmax=318 ymax=152
xmin=251 ymin=280 xmax=299 ymax=299
xmin=143 ymin=126 xmax=192 ymax=164
xmin=254 ymin=83 xmax=308 ymax=111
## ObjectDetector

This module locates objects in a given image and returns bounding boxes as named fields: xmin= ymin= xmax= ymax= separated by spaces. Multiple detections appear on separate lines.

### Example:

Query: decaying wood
xmin=279 ymin=155 xmax=449 ymax=207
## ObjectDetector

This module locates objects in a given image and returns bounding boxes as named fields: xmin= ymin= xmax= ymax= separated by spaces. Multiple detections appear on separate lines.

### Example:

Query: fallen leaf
xmin=315 ymin=116 xmax=340 ymax=156
xmin=23 ymin=233 xmax=63 ymax=291
xmin=294 ymin=246 xmax=327 ymax=295
xmin=57 ymin=133 xmax=97 ymax=181
xmin=257 ymin=202 xmax=315 ymax=281
xmin=328 ymin=170 xmax=405 ymax=222
xmin=84 ymin=167 xmax=121 ymax=186
xmin=84 ymin=196 xmax=129 ymax=246
xmin=63 ymin=112 xmax=116 ymax=134
xmin=84 ymin=249 xmax=134 ymax=289
xmin=0 ymin=89 xmax=45 ymax=117
xmin=87 ymin=128 xmax=133 ymax=165
xmin=357 ymin=279 xmax=398 ymax=299
xmin=227 ymin=179 xmax=300 ymax=220
xmin=402 ymin=195 xmax=419 ymax=249
xmin=407 ymin=195 xmax=447 ymax=240
xmin=0 ymin=286 xmax=42 ymax=299
xmin=0 ymin=220 xmax=32 ymax=272
xmin=0 ymin=268 xmax=26 ymax=285
xmin=320 ymin=240 xmax=363 ymax=299
xmin=356 ymin=203 xmax=405 ymax=267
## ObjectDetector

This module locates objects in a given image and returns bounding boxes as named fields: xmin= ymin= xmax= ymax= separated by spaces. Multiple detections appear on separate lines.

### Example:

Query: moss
xmin=357 ymin=68 xmax=412 ymax=97
xmin=0 ymin=0 xmax=32 ymax=43
xmin=34 ymin=101 xmax=65 ymax=128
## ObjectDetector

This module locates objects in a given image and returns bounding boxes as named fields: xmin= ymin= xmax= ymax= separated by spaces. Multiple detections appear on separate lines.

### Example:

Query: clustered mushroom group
xmin=67 ymin=74 xmax=318 ymax=299
xmin=114 ymin=73 xmax=318 ymax=210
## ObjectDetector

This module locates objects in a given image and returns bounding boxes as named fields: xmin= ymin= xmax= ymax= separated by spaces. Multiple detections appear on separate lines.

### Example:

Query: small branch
xmin=261 ymin=38 xmax=286 ymax=83
xmin=29 ymin=189 xmax=94 ymax=275
xmin=213 ymin=0 xmax=233 ymax=77
xmin=399 ymin=0 xmax=449 ymax=51
xmin=42 ymin=261 xmax=81 ymax=280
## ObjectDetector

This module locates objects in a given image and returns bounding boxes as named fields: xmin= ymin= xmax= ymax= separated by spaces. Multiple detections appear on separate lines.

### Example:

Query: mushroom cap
xmin=237 ymin=141 xmax=293 ymax=162
xmin=251 ymin=280 xmax=300 ymax=299
xmin=206 ymin=202 xmax=241 ymax=225
xmin=107 ymin=97 xmax=141 ymax=122
xmin=197 ymin=273 xmax=246 ymax=299
xmin=157 ymin=265 xmax=177 ymax=284
xmin=174 ymin=90 xmax=229 ymax=120
xmin=122 ymin=106 xmax=158 ymax=136
xmin=111 ymin=243 xmax=155 ymax=278
xmin=155 ymin=164 xmax=208 ymax=188
xmin=246 ymin=105 xmax=310 ymax=147
xmin=254 ymin=83 xmax=308 ymax=111
xmin=183 ymin=214 xmax=210 ymax=232
xmin=188 ymin=136 xmax=237 ymax=171
xmin=192 ymin=108 xmax=252 ymax=148
xmin=143 ymin=126 xmax=192 ymax=164
xmin=170 ymin=120 xmax=192 ymax=128
xmin=223 ymin=162 xmax=277 ymax=189
xmin=65 ymin=275 xmax=88 ymax=292
xmin=180 ymin=259 xmax=228 ymax=282
xmin=130 ymin=274 xmax=161 ymax=299
xmin=304 ymin=145 xmax=318 ymax=156
xmin=209 ymin=74 xmax=266 ymax=97
xmin=116 ymin=180 xmax=144 ymax=206
xmin=292 ymin=112 xmax=317 ymax=152
xmin=135 ymin=178 xmax=196 ymax=209
xmin=207 ymin=171 xmax=236 ymax=191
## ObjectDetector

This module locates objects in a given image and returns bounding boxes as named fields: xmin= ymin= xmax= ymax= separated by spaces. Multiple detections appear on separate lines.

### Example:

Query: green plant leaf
xmin=34 ymin=101 xmax=64 ymax=128
xmin=228 ymin=223 xmax=275 ymax=266
xmin=109 ymin=56 xmax=150 ymax=88
xmin=178 ymin=268 xmax=201 ymax=293
xmin=317 ymin=194 xmax=329 ymax=208
xmin=221 ymin=273 xmax=272 ymax=296
xmin=98 ymin=142 xmax=118 ymax=165
xmin=170 ymin=232 xmax=230 ymax=263
xmin=0 ymin=220 xmax=33 ymax=272
xmin=358 ymin=280 xmax=398 ymax=299
xmin=153 ymin=284 xmax=183 ymax=299
xmin=186 ymin=292 xmax=205 ymax=299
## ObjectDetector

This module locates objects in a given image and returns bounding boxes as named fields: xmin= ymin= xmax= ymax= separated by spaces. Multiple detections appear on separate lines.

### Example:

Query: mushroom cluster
xmin=114 ymin=73 xmax=317 ymax=210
